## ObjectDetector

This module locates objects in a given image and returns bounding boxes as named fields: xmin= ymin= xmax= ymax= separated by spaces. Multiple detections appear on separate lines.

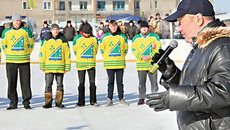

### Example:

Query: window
xmin=134 ymin=1 xmax=139 ymax=10
xmin=97 ymin=1 xmax=106 ymax=10
xmin=69 ymin=1 xmax=72 ymax=11
xmin=80 ymin=1 xmax=87 ymax=10
xmin=59 ymin=1 xmax=65 ymax=10
xmin=22 ymin=1 xmax=31 ymax=10
xmin=155 ymin=0 xmax=158 ymax=9
xmin=43 ymin=1 xmax=52 ymax=10
xmin=113 ymin=1 xmax=125 ymax=10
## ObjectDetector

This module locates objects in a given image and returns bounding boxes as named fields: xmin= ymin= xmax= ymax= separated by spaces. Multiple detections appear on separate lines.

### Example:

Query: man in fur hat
xmin=146 ymin=0 xmax=230 ymax=129
xmin=1 ymin=13 xmax=34 ymax=110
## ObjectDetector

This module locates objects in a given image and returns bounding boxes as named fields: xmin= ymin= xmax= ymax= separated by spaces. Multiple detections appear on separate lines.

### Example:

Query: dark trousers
xmin=45 ymin=73 xmax=64 ymax=93
xmin=6 ymin=63 xmax=32 ymax=106
xmin=106 ymin=69 xmax=124 ymax=100
xmin=78 ymin=68 xmax=96 ymax=105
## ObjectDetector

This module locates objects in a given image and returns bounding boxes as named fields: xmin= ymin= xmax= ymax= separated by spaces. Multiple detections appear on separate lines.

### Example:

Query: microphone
xmin=149 ymin=40 xmax=178 ymax=74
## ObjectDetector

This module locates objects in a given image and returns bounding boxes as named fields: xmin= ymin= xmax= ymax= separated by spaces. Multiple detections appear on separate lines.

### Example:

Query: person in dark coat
xmin=125 ymin=20 xmax=137 ymax=40
xmin=146 ymin=0 xmax=230 ymax=129
xmin=79 ymin=18 xmax=90 ymax=34
xmin=103 ymin=20 xmax=110 ymax=33
xmin=63 ymin=20 xmax=76 ymax=41
xmin=40 ymin=21 xmax=50 ymax=40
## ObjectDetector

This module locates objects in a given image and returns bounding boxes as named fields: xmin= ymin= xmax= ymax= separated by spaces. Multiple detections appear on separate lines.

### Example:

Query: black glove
xmin=160 ymin=78 xmax=170 ymax=90
xmin=151 ymin=49 xmax=177 ymax=79
xmin=146 ymin=91 xmax=169 ymax=112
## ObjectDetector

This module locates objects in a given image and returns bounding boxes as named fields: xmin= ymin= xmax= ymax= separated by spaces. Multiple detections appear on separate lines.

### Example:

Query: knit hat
xmin=51 ymin=24 xmax=59 ymax=30
xmin=12 ymin=13 xmax=22 ymax=21
xmin=82 ymin=24 xmax=92 ymax=34
xmin=140 ymin=21 xmax=149 ymax=28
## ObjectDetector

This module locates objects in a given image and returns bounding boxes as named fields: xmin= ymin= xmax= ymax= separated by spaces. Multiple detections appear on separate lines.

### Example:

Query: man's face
xmin=177 ymin=14 xmax=198 ymax=43
xmin=51 ymin=28 xmax=59 ymax=37
xmin=13 ymin=20 xmax=21 ymax=29
xmin=141 ymin=27 xmax=149 ymax=34
xmin=109 ymin=24 xmax=118 ymax=33
xmin=83 ymin=33 xmax=90 ymax=37
xmin=129 ymin=22 xmax=133 ymax=27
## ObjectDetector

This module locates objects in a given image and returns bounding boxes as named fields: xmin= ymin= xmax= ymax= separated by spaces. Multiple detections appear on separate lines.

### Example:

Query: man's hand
xmin=146 ymin=91 xmax=169 ymax=112
xmin=65 ymin=70 xmax=69 ymax=72
xmin=40 ymin=69 xmax=45 ymax=72
xmin=160 ymin=78 xmax=170 ymax=90
xmin=142 ymin=55 xmax=152 ymax=61
xmin=151 ymin=49 xmax=177 ymax=79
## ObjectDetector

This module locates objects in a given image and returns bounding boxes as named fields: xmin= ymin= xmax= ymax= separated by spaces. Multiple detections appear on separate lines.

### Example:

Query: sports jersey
xmin=1 ymin=26 xmax=34 ymax=63
xmin=39 ymin=33 xmax=71 ymax=73
xmin=100 ymin=32 xmax=128 ymax=69
xmin=72 ymin=34 xmax=98 ymax=70
xmin=131 ymin=33 xmax=162 ymax=71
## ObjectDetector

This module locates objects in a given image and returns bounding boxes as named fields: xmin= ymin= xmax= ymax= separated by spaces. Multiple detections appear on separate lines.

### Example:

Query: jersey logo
xmin=109 ymin=42 xmax=121 ymax=57
xmin=142 ymin=44 xmax=152 ymax=56
xmin=11 ymin=36 xmax=24 ymax=51
xmin=49 ymin=46 xmax=62 ymax=61
xmin=81 ymin=44 xmax=94 ymax=59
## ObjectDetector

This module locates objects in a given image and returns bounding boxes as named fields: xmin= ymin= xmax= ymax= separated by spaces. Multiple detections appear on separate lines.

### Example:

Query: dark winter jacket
xmin=63 ymin=25 xmax=75 ymax=41
xmin=166 ymin=19 xmax=230 ymax=130
xmin=40 ymin=27 xmax=50 ymax=40
xmin=125 ymin=25 xmax=137 ymax=40
xmin=44 ymin=32 xmax=67 ymax=43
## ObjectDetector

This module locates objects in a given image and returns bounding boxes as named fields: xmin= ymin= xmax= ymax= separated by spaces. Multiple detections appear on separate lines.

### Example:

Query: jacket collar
xmin=194 ymin=19 xmax=229 ymax=48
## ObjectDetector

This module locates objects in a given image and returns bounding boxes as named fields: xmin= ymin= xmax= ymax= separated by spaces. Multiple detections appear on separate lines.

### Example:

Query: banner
xmin=27 ymin=0 xmax=37 ymax=8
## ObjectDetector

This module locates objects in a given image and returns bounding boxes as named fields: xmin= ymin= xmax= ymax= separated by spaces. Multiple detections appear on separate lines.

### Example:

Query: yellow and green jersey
xmin=131 ymin=33 xmax=162 ymax=71
xmin=0 ymin=41 xmax=1 ymax=63
xmin=100 ymin=32 xmax=128 ymax=69
xmin=1 ymin=27 xmax=34 ymax=63
xmin=72 ymin=34 xmax=98 ymax=70
xmin=39 ymin=35 xmax=71 ymax=73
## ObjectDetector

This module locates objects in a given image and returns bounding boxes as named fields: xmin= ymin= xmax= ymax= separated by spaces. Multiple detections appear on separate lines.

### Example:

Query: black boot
xmin=90 ymin=85 xmax=97 ymax=105
xmin=43 ymin=92 xmax=52 ymax=109
xmin=76 ymin=86 xmax=85 ymax=107
xmin=6 ymin=105 xmax=17 ymax=110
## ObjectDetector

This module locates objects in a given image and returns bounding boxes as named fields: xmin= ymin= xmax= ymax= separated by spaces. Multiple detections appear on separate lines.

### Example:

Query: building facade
xmin=0 ymin=0 xmax=214 ymax=37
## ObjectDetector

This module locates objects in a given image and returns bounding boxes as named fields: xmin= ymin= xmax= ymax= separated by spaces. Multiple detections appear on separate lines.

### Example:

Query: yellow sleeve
xmin=39 ymin=41 xmax=46 ymax=70
xmin=99 ymin=40 xmax=105 ymax=57
xmin=29 ymin=38 xmax=34 ymax=54
xmin=1 ymin=38 xmax=7 ymax=55
xmin=64 ymin=42 xmax=71 ymax=71
xmin=0 ymin=43 xmax=1 ymax=63
xmin=94 ymin=38 xmax=98 ymax=55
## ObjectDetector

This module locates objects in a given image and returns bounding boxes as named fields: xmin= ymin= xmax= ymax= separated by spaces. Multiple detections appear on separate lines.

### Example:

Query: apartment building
xmin=0 ymin=0 xmax=214 ymax=35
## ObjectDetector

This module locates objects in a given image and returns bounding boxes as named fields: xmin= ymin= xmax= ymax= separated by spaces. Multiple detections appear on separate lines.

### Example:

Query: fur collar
xmin=196 ymin=27 xmax=230 ymax=48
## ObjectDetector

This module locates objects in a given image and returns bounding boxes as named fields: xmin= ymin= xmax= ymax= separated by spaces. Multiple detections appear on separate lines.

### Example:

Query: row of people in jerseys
xmin=1 ymin=13 xmax=161 ymax=110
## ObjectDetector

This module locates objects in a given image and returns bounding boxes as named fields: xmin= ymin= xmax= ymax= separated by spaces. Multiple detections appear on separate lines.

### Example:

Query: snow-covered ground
xmin=0 ymin=39 xmax=191 ymax=129
xmin=0 ymin=62 xmax=182 ymax=130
